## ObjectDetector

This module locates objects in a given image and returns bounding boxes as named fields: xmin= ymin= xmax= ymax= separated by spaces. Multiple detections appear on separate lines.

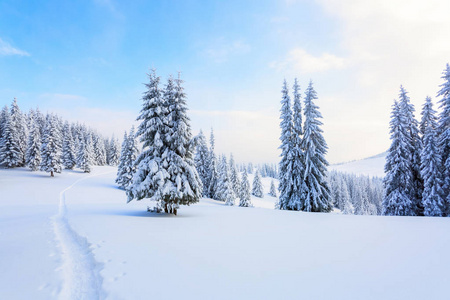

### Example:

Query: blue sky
xmin=1 ymin=0 xmax=450 ymax=163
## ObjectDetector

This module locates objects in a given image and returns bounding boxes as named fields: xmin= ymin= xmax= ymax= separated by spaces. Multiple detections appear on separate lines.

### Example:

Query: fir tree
xmin=208 ymin=129 xmax=219 ymax=200
xmin=40 ymin=115 xmax=62 ymax=177
xmin=76 ymin=133 xmax=92 ymax=173
xmin=229 ymin=153 xmax=241 ymax=197
xmin=0 ymin=109 xmax=21 ymax=168
xmin=217 ymin=155 xmax=235 ymax=205
xmin=10 ymin=98 xmax=27 ymax=166
xmin=116 ymin=131 xmax=129 ymax=188
xmin=25 ymin=117 xmax=41 ymax=171
xmin=124 ymin=126 xmax=139 ymax=188
xmin=277 ymin=80 xmax=294 ymax=209
xmin=194 ymin=130 xmax=210 ymax=196
xmin=436 ymin=64 xmax=450 ymax=215
xmin=0 ymin=105 xmax=7 ymax=142
xmin=398 ymin=86 xmax=423 ymax=215
xmin=301 ymin=81 xmax=331 ymax=212
xmin=383 ymin=101 xmax=415 ymax=215
xmin=420 ymin=97 xmax=445 ymax=216
xmin=269 ymin=179 xmax=277 ymax=197
xmin=239 ymin=170 xmax=252 ymax=207
xmin=108 ymin=136 xmax=120 ymax=166
xmin=289 ymin=78 xmax=307 ymax=210
xmin=252 ymin=169 xmax=264 ymax=198
xmin=62 ymin=121 xmax=76 ymax=169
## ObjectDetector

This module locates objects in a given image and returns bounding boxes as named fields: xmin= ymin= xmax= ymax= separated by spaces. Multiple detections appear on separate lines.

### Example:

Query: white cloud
xmin=0 ymin=38 xmax=29 ymax=56
xmin=271 ymin=48 xmax=346 ymax=74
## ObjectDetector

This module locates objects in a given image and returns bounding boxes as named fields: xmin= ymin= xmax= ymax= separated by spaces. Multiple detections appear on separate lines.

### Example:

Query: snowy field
xmin=1 ymin=166 xmax=450 ymax=299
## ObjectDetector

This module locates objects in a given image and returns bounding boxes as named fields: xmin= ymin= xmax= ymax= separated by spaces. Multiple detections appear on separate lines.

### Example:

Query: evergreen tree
xmin=124 ymin=126 xmax=139 ymax=188
xmin=289 ymin=78 xmax=307 ymax=210
xmin=269 ymin=179 xmax=277 ymax=197
xmin=108 ymin=135 xmax=120 ymax=166
xmin=127 ymin=71 xmax=201 ymax=215
xmin=116 ymin=131 xmax=129 ymax=188
xmin=194 ymin=130 xmax=210 ymax=196
xmin=10 ymin=98 xmax=27 ymax=166
xmin=420 ymin=97 xmax=445 ymax=216
xmin=62 ymin=121 xmax=76 ymax=169
xmin=398 ymin=86 xmax=423 ymax=215
xmin=338 ymin=177 xmax=353 ymax=214
xmin=217 ymin=155 xmax=235 ymax=205
xmin=252 ymin=169 xmax=264 ymax=198
xmin=0 ymin=108 xmax=21 ymax=168
xmin=239 ymin=170 xmax=252 ymax=207
xmin=92 ymin=133 xmax=107 ymax=166
xmin=76 ymin=132 xmax=92 ymax=173
xmin=0 ymin=105 xmax=7 ymax=142
xmin=40 ymin=115 xmax=62 ymax=176
xmin=277 ymin=80 xmax=294 ymax=209
xmin=383 ymin=101 xmax=415 ymax=215
xmin=208 ymin=129 xmax=219 ymax=199
xmin=25 ymin=116 xmax=41 ymax=171
xmin=436 ymin=64 xmax=450 ymax=215
xmin=229 ymin=153 xmax=241 ymax=197
xmin=301 ymin=81 xmax=331 ymax=212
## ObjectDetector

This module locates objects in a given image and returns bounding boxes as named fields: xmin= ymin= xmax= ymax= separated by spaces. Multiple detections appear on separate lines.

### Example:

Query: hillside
xmin=329 ymin=152 xmax=386 ymax=177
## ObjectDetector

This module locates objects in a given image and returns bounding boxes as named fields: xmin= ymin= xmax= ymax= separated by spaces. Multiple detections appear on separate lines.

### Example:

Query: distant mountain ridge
xmin=329 ymin=152 xmax=387 ymax=177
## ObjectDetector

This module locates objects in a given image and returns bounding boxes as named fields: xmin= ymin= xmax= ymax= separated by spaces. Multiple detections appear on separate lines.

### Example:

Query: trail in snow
xmin=52 ymin=171 xmax=114 ymax=300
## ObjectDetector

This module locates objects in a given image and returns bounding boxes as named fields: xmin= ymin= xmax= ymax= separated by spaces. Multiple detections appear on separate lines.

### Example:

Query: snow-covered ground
xmin=329 ymin=152 xmax=386 ymax=177
xmin=1 ymin=166 xmax=450 ymax=299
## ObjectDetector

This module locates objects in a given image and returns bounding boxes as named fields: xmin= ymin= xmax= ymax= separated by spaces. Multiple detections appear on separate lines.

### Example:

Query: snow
xmin=330 ymin=152 xmax=386 ymax=177
xmin=1 ymin=166 xmax=450 ymax=299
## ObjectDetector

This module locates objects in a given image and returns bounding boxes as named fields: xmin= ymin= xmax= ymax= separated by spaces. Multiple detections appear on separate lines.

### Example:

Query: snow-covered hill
xmin=329 ymin=152 xmax=386 ymax=177
xmin=1 ymin=166 xmax=450 ymax=300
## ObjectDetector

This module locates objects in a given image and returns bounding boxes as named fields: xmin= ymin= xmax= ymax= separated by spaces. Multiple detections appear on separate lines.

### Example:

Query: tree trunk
xmin=164 ymin=203 xmax=169 ymax=214
xmin=51 ymin=170 xmax=54 ymax=177
xmin=173 ymin=208 xmax=177 ymax=216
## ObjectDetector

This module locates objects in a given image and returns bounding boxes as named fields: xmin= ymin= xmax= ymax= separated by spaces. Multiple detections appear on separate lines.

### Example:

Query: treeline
xmin=329 ymin=171 xmax=383 ymax=215
xmin=384 ymin=64 xmax=450 ymax=217
xmin=0 ymin=98 xmax=121 ymax=176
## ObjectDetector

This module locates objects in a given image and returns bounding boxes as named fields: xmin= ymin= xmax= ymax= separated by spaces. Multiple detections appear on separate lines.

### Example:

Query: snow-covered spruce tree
xmin=116 ymin=131 xmax=129 ymax=188
xmin=269 ymin=179 xmax=277 ymax=197
xmin=252 ymin=169 xmax=264 ymax=198
xmin=194 ymin=130 xmax=210 ymax=196
xmin=383 ymin=101 xmax=415 ymax=215
xmin=93 ymin=133 xmax=107 ymax=166
xmin=10 ymin=98 xmax=27 ymax=167
xmin=239 ymin=170 xmax=252 ymax=207
xmin=76 ymin=132 xmax=92 ymax=173
xmin=437 ymin=64 xmax=450 ymax=215
xmin=338 ymin=176 xmax=353 ymax=214
xmin=208 ymin=129 xmax=219 ymax=200
xmin=277 ymin=80 xmax=294 ymax=209
xmin=216 ymin=155 xmax=235 ymax=205
xmin=40 ymin=115 xmax=62 ymax=177
xmin=289 ymin=78 xmax=307 ymax=210
xmin=108 ymin=136 xmax=120 ymax=166
xmin=62 ymin=121 xmax=76 ymax=169
xmin=229 ymin=153 xmax=241 ymax=198
xmin=127 ymin=71 xmax=201 ymax=215
xmin=25 ymin=116 xmax=41 ymax=171
xmin=301 ymin=81 xmax=331 ymax=212
xmin=399 ymin=86 xmax=423 ymax=215
xmin=420 ymin=96 xmax=445 ymax=216
xmin=0 ymin=108 xmax=21 ymax=168
xmin=0 ymin=105 xmax=8 ymax=142
xmin=123 ymin=126 xmax=139 ymax=189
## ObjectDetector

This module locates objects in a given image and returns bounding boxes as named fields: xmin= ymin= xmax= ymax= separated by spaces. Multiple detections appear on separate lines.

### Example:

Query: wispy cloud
xmin=0 ymin=38 xmax=29 ymax=56
xmin=203 ymin=38 xmax=251 ymax=63
xmin=270 ymin=48 xmax=346 ymax=74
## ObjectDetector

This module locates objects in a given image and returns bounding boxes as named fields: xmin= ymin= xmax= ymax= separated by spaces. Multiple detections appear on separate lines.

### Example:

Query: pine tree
xmin=0 ymin=105 xmax=7 ymax=142
xmin=383 ymin=101 xmax=415 ymax=215
xmin=62 ymin=121 xmax=76 ymax=169
xmin=420 ymin=96 xmax=445 ymax=216
xmin=338 ymin=177 xmax=353 ymax=214
xmin=239 ymin=170 xmax=252 ymax=207
xmin=208 ymin=129 xmax=219 ymax=200
xmin=108 ymin=135 xmax=120 ymax=166
xmin=25 ymin=116 xmax=41 ymax=171
xmin=229 ymin=153 xmax=241 ymax=198
xmin=436 ymin=64 xmax=450 ymax=215
xmin=252 ymin=169 xmax=264 ymax=198
xmin=277 ymin=80 xmax=294 ymax=209
xmin=76 ymin=132 xmax=92 ymax=173
xmin=398 ymin=86 xmax=423 ymax=215
xmin=301 ymin=81 xmax=331 ymax=212
xmin=10 ymin=98 xmax=27 ymax=166
xmin=0 ymin=108 xmax=21 ymax=168
xmin=217 ymin=155 xmax=235 ymax=205
xmin=127 ymin=71 xmax=201 ymax=214
xmin=194 ymin=130 xmax=210 ymax=196
xmin=124 ymin=126 xmax=139 ymax=189
xmin=40 ymin=115 xmax=62 ymax=177
xmin=116 ymin=131 xmax=129 ymax=188
xmin=269 ymin=179 xmax=277 ymax=197
xmin=289 ymin=78 xmax=307 ymax=210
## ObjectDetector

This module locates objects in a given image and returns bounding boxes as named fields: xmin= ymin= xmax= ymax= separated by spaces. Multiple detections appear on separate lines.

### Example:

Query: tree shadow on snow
xmin=95 ymin=209 xmax=193 ymax=218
